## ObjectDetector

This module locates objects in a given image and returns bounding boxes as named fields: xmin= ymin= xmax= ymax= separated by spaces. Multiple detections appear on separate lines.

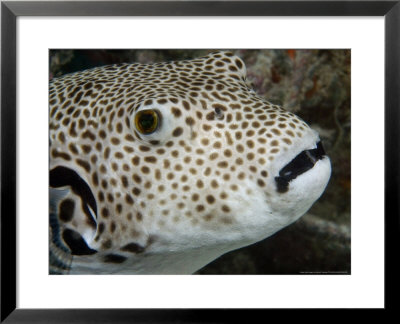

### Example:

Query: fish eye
xmin=135 ymin=109 xmax=160 ymax=135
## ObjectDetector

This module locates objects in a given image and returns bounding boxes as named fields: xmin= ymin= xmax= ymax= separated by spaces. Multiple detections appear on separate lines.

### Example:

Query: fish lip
xmin=274 ymin=141 xmax=326 ymax=193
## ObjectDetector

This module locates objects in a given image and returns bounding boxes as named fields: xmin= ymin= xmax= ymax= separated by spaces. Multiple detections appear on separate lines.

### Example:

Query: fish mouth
xmin=275 ymin=141 xmax=326 ymax=193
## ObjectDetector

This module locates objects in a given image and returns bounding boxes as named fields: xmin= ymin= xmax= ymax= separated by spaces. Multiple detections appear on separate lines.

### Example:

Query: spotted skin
xmin=49 ymin=51 xmax=331 ymax=274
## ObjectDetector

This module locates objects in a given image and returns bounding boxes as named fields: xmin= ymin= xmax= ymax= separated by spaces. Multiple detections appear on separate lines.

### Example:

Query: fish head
xmin=49 ymin=51 xmax=331 ymax=274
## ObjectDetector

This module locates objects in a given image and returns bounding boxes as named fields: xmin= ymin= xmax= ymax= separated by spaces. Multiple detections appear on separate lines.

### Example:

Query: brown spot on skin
xmin=217 ymin=161 xmax=228 ymax=168
xmin=81 ymin=145 xmax=91 ymax=154
xmin=222 ymin=205 xmax=231 ymax=213
xmin=286 ymin=130 xmax=295 ymax=137
xmin=51 ymin=149 xmax=71 ymax=161
xmin=257 ymin=137 xmax=267 ymax=144
xmin=116 ymin=204 xmax=123 ymax=214
xmin=141 ymin=166 xmax=150 ymax=174
xmin=196 ymin=205 xmax=205 ymax=212
xmin=172 ymin=127 xmax=183 ymax=137
xmin=82 ymin=130 xmax=96 ymax=141
xmin=132 ymin=156 xmax=140 ymax=166
xmin=196 ymin=159 xmax=204 ymax=166
xmin=247 ymin=153 xmax=255 ymax=160
xmin=132 ymin=187 xmax=141 ymax=196
xmin=121 ymin=175 xmax=129 ymax=188
xmin=182 ymin=100 xmax=190 ymax=110
xmin=76 ymin=159 xmax=91 ymax=173
xmin=257 ymin=179 xmax=266 ymax=187
xmin=163 ymin=159 xmax=171 ymax=168
xmin=139 ymin=145 xmax=151 ymax=152
xmin=98 ymin=130 xmax=107 ymax=139
xmin=209 ymin=153 xmax=218 ymax=160
xmin=201 ymin=138 xmax=209 ymax=146
xmin=210 ymin=179 xmax=219 ymax=188
xmin=111 ymin=163 xmax=118 ymax=172
xmin=68 ymin=143 xmax=79 ymax=155
xmin=249 ymin=166 xmax=257 ymax=173
xmin=246 ymin=140 xmax=255 ymax=149
xmin=206 ymin=195 xmax=216 ymax=204
xmin=116 ymin=122 xmax=123 ymax=133
xmin=58 ymin=132 xmax=66 ymax=144
xmin=111 ymin=137 xmax=120 ymax=145
xmin=205 ymin=111 xmax=215 ymax=121
xmin=98 ymin=191 xmax=105 ymax=202
xmin=125 ymin=134 xmax=135 ymax=142
xmin=171 ymin=107 xmax=182 ymax=118
xmin=92 ymin=172 xmax=99 ymax=186
xmin=125 ymin=194 xmax=135 ymax=204
xmin=235 ymin=157 xmax=244 ymax=165
xmin=95 ymin=142 xmax=103 ymax=151
xmin=101 ymin=207 xmax=110 ymax=218
xmin=246 ymin=130 xmax=255 ymax=137
xmin=203 ymin=124 xmax=212 ymax=131
xmin=132 ymin=174 xmax=142 ymax=184
xmin=185 ymin=117 xmax=195 ymax=126
xmin=196 ymin=179 xmax=204 ymax=188
xmin=115 ymin=152 xmax=124 ymax=159
xmin=235 ymin=58 xmax=243 ymax=69
xmin=104 ymin=147 xmax=110 ymax=159
xmin=225 ymin=132 xmax=234 ymax=145
xmin=213 ymin=141 xmax=222 ymax=149
xmin=223 ymin=149 xmax=232 ymax=157
xmin=144 ymin=156 xmax=157 ymax=163
xmin=69 ymin=122 xmax=78 ymax=137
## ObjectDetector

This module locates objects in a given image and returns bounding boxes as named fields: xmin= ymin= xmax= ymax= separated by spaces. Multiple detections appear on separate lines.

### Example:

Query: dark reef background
xmin=50 ymin=49 xmax=351 ymax=274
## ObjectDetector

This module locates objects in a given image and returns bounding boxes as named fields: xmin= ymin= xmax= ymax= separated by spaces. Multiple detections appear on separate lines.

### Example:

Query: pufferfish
xmin=49 ymin=51 xmax=331 ymax=274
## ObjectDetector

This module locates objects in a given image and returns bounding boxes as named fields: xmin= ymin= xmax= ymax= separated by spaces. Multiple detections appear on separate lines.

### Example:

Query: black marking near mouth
xmin=275 ymin=141 xmax=326 ymax=193
xmin=62 ymin=228 xmax=97 ymax=256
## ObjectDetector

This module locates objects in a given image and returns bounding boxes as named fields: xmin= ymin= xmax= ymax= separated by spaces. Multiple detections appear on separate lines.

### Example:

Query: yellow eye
xmin=135 ymin=109 xmax=160 ymax=135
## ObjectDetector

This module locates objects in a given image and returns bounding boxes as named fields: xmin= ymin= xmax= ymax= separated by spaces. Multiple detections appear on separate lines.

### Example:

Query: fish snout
xmin=262 ymin=136 xmax=331 ymax=221
xmin=275 ymin=141 xmax=327 ymax=193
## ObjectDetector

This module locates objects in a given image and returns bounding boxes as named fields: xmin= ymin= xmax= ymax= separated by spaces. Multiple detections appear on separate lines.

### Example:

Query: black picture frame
xmin=1 ymin=0 xmax=398 ymax=322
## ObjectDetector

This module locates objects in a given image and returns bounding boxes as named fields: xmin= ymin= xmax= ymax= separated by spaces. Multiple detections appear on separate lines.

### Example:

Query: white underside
xmin=70 ymin=156 xmax=331 ymax=275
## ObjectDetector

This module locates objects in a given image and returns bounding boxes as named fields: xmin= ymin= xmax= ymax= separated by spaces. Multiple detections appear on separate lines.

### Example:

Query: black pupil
xmin=139 ymin=113 xmax=155 ymax=130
